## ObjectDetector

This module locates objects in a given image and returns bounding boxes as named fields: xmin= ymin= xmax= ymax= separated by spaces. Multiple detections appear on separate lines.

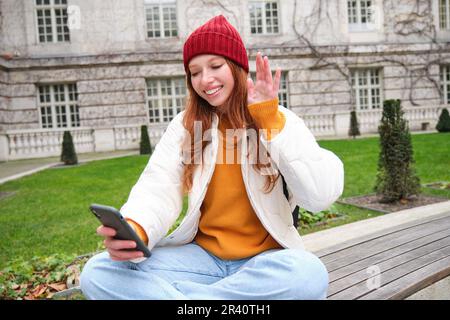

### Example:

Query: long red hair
xmin=181 ymin=58 xmax=280 ymax=194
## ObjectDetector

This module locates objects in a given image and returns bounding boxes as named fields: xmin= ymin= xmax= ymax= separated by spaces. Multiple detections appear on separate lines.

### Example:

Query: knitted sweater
xmin=127 ymin=98 xmax=286 ymax=259
xmin=194 ymin=98 xmax=285 ymax=259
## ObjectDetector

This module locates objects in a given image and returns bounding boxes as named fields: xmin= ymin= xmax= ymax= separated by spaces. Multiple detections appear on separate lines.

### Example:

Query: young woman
xmin=80 ymin=15 xmax=344 ymax=300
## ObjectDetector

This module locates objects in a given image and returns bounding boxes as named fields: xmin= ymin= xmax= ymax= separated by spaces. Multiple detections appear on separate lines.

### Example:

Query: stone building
xmin=0 ymin=0 xmax=449 ymax=161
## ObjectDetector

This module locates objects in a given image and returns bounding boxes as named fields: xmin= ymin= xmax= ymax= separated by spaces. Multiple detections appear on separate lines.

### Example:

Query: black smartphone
xmin=89 ymin=203 xmax=151 ymax=257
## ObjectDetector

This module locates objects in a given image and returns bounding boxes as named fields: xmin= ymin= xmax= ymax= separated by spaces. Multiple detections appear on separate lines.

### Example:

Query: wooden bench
xmin=313 ymin=211 xmax=450 ymax=299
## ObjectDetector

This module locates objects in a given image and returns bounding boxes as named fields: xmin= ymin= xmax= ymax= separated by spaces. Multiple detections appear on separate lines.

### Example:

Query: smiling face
xmin=188 ymin=54 xmax=235 ymax=111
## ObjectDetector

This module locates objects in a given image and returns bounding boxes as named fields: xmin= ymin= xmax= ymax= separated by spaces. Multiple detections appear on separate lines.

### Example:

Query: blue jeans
xmin=80 ymin=241 xmax=329 ymax=300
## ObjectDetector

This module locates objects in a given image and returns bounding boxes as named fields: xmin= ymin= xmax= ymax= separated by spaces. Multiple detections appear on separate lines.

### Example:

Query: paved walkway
xmin=0 ymin=150 xmax=139 ymax=185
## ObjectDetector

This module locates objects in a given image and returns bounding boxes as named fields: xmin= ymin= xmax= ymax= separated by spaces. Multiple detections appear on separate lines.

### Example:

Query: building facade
xmin=0 ymin=0 xmax=449 ymax=161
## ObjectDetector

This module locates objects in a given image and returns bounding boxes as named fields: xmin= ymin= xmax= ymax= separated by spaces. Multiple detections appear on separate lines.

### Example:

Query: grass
xmin=299 ymin=132 xmax=450 ymax=234
xmin=0 ymin=132 xmax=449 ymax=269
xmin=0 ymin=155 xmax=150 ymax=268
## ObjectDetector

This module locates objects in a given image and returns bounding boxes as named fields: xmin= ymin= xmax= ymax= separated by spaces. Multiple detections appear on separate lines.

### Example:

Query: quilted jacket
xmin=121 ymin=105 xmax=345 ymax=261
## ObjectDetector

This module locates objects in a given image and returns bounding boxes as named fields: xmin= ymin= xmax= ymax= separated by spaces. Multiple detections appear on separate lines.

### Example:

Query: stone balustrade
xmin=355 ymin=105 xmax=444 ymax=133
xmin=0 ymin=105 xmax=446 ymax=161
xmin=301 ymin=113 xmax=337 ymax=136
xmin=114 ymin=124 xmax=167 ymax=150
xmin=3 ymin=128 xmax=94 ymax=160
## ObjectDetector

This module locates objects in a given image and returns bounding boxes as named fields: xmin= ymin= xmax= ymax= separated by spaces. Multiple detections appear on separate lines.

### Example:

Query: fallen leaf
xmin=31 ymin=284 xmax=47 ymax=298
xmin=49 ymin=282 xmax=66 ymax=292
xmin=38 ymin=285 xmax=48 ymax=296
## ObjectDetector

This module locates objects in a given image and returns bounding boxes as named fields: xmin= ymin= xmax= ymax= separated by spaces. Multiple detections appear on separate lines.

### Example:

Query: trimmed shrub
xmin=436 ymin=108 xmax=450 ymax=132
xmin=60 ymin=131 xmax=78 ymax=165
xmin=348 ymin=110 xmax=361 ymax=138
xmin=374 ymin=99 xmax=421 ymax=203
xmin=140 ymin=125 xmax=152 ymax=155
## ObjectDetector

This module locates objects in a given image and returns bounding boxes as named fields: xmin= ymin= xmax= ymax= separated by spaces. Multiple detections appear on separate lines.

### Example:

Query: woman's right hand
xmin=97 ymin=225 xmax=145 ymax=261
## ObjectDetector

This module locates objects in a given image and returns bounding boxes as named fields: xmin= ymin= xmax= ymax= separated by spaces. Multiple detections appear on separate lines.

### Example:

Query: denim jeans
xmin=80 ymin=241 xmax=329 ymax=300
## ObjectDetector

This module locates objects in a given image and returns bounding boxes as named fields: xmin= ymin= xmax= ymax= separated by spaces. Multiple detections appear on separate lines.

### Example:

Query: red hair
xmin=181 ymin=58 xmax=280 ymax=194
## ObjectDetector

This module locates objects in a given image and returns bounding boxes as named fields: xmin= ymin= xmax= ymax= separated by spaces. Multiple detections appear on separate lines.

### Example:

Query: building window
xmin=249 ymin=0 xmax=280 ymax=34
xmin=350 ymin=69 xmax=383 ymax=110
xmin=347 ymin=0 xmax=376 ymax=31
xmin=145 ymin=1 xmax=178 ymax=38
xmin=440 ymin=0 xmax=450 ymax=30
xmin=250 ymin=71 xmax=289 ymax=108
xmin=38 ymin=83 xmax=80 ymax=129
xmin=35 ymin=0 xmax=70 ymax=43
xmin=146 ymin=78 xmax=186 ymax=123
xmin=441 ymin=65 xmax=450 ymax=104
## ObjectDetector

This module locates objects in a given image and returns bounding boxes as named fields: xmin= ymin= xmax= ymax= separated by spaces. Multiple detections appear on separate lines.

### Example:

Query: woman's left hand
xmin=247 ymin=52 xmax=281 ymax=105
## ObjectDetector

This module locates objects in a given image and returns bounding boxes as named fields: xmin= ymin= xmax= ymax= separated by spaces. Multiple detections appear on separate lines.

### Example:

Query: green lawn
xmin=0 ymin=155 xmax=151 ymax=268
xmin=300 ymin=132 xmax=450 ymax=234
xmin=0 ymin=132 xmax=449 ymax=268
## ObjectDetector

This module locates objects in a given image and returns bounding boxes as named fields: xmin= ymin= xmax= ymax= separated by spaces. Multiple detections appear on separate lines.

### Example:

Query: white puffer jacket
xmin=121 ymin=105 xmax=344 ymax=260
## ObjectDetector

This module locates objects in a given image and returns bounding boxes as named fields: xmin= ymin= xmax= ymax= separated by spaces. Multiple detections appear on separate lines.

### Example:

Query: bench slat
xmin=314 ymin=212 xmax=450 ymax=258
xmin=323 ymin=215 xmax=450 ymax=270
xmin=328 ymin=228 xmax=450 ymax=282
xmin=360 ymin=255 xmax=450 ymax=300
xmin=327 ymin=235 xmax=450 ymax=297
xmin=328 ymin=242 xmax=450 ymax=299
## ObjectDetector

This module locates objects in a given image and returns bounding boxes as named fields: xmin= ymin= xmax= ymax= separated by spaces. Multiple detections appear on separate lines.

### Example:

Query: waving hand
xmin=247 ymin=52 xmax=281 ymax=105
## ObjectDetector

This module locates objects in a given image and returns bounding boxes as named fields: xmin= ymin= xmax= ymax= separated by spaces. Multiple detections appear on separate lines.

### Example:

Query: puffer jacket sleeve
xmin=120 ymin=111 xmax=186 ymax=253
xmin=262 ymin=106 xmax=345 ymax=213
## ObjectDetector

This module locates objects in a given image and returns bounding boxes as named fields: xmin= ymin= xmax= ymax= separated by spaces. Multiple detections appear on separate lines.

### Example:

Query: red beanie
xmin=183 ymin=15 xmax=249 ymax=73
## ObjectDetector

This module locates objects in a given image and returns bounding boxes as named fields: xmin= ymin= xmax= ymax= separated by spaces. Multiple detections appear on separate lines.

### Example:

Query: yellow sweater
xmin=194 ymin=98 xmax=286 ymax=259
